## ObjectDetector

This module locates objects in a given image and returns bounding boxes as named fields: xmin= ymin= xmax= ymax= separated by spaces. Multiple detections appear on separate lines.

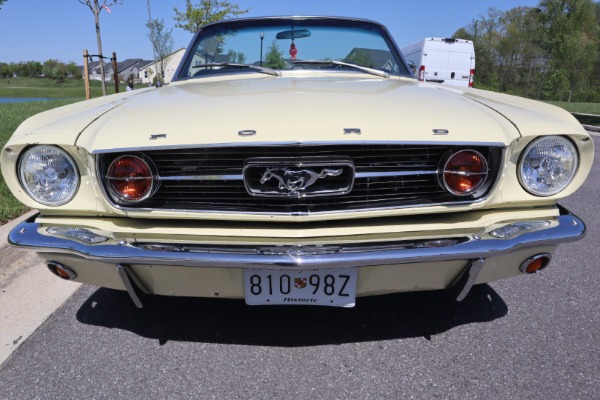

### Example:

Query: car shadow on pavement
xmin=75 ymin=284 xmax=507 ymax=346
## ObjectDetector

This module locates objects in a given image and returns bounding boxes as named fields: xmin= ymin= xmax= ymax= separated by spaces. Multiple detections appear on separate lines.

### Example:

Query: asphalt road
xmin=0 ymin=136 xmax=598 ymax=400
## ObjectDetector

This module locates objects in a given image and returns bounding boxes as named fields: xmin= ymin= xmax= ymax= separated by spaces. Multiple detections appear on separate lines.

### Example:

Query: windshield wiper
xmin=191 ymin=63 xmax=280 ymax=77
xmin=291 ymin=60 xmax=390 ymax=78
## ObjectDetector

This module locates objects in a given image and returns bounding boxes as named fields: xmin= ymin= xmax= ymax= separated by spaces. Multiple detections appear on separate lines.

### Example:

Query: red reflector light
xmin=107 ymin=156 xmax=154 ymax=202
xmin=418 ymin=65 xmax=425 ymax=81
xmin=469 ymin=69 xmax=475 ymax=87
xmin=442 ymin=150 xmax=488 ymax=196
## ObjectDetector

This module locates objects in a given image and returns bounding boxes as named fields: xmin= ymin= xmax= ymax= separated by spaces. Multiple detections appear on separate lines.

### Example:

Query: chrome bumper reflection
xmin=8 ymin=206 xmax=585 ymax=270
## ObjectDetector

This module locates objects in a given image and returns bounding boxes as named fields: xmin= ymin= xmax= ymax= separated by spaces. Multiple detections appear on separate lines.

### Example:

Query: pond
xmin=0 ymin=97 xmax=66 ymax=103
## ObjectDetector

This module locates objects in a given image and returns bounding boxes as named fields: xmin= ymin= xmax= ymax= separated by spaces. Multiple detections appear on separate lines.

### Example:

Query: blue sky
xmin=0 ymin=0 xmax=540 ymax=63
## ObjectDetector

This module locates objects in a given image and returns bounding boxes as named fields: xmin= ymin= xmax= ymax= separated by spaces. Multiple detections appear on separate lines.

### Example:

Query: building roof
xmin=345 ymin=48 xmax=394 ymax=69
xmin=114 ymin=58 xmax=144 ymax=73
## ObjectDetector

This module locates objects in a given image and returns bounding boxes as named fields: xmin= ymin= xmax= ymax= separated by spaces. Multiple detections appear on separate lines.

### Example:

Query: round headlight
xmin=18 ymin=146 xmax=79 ymax=206
xmin=519 ymin=136 xmax=578 ymax=196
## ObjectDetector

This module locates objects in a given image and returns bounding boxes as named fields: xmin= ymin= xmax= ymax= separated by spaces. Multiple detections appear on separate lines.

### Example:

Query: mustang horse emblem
xmin=260 ymin=167 xmax=343 ymax=195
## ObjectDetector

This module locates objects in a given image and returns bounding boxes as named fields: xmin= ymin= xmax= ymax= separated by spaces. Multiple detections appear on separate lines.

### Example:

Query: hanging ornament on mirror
xmin=289 ymin=40 xmax=297 ymax=60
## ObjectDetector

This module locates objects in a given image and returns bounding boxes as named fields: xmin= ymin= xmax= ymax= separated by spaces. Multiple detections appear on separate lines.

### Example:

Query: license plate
xmin=243 ymin=268 xmax=357 ymax=307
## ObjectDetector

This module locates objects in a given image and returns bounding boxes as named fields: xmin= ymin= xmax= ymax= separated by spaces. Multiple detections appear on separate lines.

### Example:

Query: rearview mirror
xmin=276 ymin=29 xmax=312 ymax=40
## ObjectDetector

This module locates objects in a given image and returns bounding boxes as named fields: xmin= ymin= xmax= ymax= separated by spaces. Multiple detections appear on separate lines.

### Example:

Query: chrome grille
xmin=98 ymin=144 xmax=503 ymax=214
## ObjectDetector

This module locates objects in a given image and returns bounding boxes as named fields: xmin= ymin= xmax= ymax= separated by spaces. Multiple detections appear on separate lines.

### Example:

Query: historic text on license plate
xmin=243 ymin=268 xmax=357 ymax=307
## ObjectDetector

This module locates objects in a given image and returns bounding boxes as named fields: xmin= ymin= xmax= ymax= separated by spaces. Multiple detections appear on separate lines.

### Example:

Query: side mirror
xmin=407 ymin=61 xmax=417 ymax=74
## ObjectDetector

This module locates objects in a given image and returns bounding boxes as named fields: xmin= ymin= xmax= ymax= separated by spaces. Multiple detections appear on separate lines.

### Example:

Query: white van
xmin=401 ymin=38 xmax=475 ymax=87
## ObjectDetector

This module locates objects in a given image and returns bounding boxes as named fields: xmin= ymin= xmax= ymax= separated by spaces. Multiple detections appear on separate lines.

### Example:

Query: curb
xmin=0 ymin=210 xmax=38 ymax=287
xmin=582 ymin=124 xmax=600 ymax=133
xmin=0 ymin=210 xmax=81 ymax=367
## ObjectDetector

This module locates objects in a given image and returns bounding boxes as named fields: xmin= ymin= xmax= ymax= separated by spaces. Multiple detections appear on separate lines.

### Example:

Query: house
xmin=84 ymin=59 xmax=151 ymax=83
xmin=88 ymin=61 xmax=112 ymax=81
xmin=82 ymin=50 xmax=186 ymax=85
xmin=108 ymin=59 xmax=153 ymax=84
xmin=139 ymin=48 xmax=186 ymax=85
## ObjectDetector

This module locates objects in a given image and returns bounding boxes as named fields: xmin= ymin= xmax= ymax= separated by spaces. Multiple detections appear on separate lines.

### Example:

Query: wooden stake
xmin=83 ymin=49 xmax=91 ymax=100
xmin=112 ymin=52 xmax=119 ymax=93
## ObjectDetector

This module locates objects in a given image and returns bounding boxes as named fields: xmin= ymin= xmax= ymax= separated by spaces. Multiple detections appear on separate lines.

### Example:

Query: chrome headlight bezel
xmin=518 ymin=136 xmax=579 ymax=197
xmin=17 ymin=145 xmax=80 ymax=206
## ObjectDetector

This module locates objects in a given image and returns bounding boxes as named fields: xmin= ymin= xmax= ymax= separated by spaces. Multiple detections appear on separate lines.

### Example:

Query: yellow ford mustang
xmin=1 ymin=17 xmax=593 ymax=308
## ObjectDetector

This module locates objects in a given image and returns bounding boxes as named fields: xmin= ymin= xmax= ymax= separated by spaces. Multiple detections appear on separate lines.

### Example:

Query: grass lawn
xmin=545 ymin=101 xmax=600 ymax=115
xmin=0 ymin=76 xmax=126 ymax=99
xmin=545 ymin=101 xmax=600 ymax=126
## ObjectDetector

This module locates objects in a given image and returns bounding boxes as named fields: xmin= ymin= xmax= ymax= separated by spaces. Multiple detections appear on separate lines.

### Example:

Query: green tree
xmin=13 ymin=61 xmax=43 ymax=78
xmin=496 ymin=7 xmax=544 ymax=95
xmin=227 ymin=50 xmax=247 ymax=64
xmin=0 ymin=63 xmax=12 ymax=78
xmin=42 ymin=59 xmax=59 ymax=78
xmin=43 ymin=59 xmax=68 ymax=81
xmin=79 ymin=0 xmax=123 ymax=96
xmin=66 ymin=62 xmax=83 ymax=79
xmin=454 ymin=7 xmax=504 ymax=91
xmin=538 ymin=0 xmax=599 ymax=101
xmin=557 ymin=31 xmax=597 ymax=101
xmin=344 ymin=49 xmax=371 ymax=67
xmin=173 ymin=0 xmax=249 ymax=33
xmin=453 ymin=2 xmax=600 ymax=101
xmin=264 ymin=40 xmax=286 ymax=69
xmin=0 ymin=0 xmax=7 ymax=10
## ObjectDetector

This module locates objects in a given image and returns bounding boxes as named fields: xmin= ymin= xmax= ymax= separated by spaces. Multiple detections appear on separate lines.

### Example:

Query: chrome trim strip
xmin=8 ymin=206 xmax=585 ymax=270
xmin=157 ymin=170 xmax=438 ymax=182
xmin=91 ymin=141 xmax=507 ymax=155
xmin=355 ymin=170 xmax=438 ymax=178
xmin=93 ymin=198 xmax=487 ymax=217
xmin=158 ymin=174 xmax=244 ymax=181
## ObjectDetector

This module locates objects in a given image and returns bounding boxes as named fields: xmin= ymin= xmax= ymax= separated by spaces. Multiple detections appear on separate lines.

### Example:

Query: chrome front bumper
xmin=9 ymin=206 xmax=585 ymax=269
xmin=7 ymin=205 xmax=586 ymax=306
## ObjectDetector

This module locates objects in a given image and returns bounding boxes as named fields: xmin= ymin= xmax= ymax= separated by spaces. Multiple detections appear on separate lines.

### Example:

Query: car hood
xmin=11 ymin=74 xmax=583 ymax=151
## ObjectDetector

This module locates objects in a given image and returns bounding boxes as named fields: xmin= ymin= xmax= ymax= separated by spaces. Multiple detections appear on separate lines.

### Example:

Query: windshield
xmin=177 ymin=18 xmax=410 ymax=79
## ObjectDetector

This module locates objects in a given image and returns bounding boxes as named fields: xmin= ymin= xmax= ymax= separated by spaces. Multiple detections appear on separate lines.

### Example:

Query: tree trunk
xmin=568 ymin=87 xmax=573 ymax=103
xmin=94 ymin=1 xmax=107 ymax=96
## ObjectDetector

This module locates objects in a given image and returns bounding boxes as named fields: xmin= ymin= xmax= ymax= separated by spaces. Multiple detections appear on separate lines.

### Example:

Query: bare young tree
xmin=146 ymin=18 xmax=175 ymax=84
xmin=79 ymin=0 xmax=122 ymax=96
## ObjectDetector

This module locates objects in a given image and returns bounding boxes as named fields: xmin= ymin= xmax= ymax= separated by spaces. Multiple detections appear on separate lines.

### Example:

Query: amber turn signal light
xmin=46 ymin=261 xmax=77 ymax=280
xmin=520 ymin=254 xmax=551 ymax=274
xmin=106 ymin=155 xmax=155 ymax=202
xmin=442 ymin=150 xmax=488 ymax=196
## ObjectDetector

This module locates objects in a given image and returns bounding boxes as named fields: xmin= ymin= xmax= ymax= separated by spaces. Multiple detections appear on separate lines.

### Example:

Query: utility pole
xmin=92 ymin=0 xmax=107 ymax=96
xmin=147 ymin=0 xmax=158 ymax=62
